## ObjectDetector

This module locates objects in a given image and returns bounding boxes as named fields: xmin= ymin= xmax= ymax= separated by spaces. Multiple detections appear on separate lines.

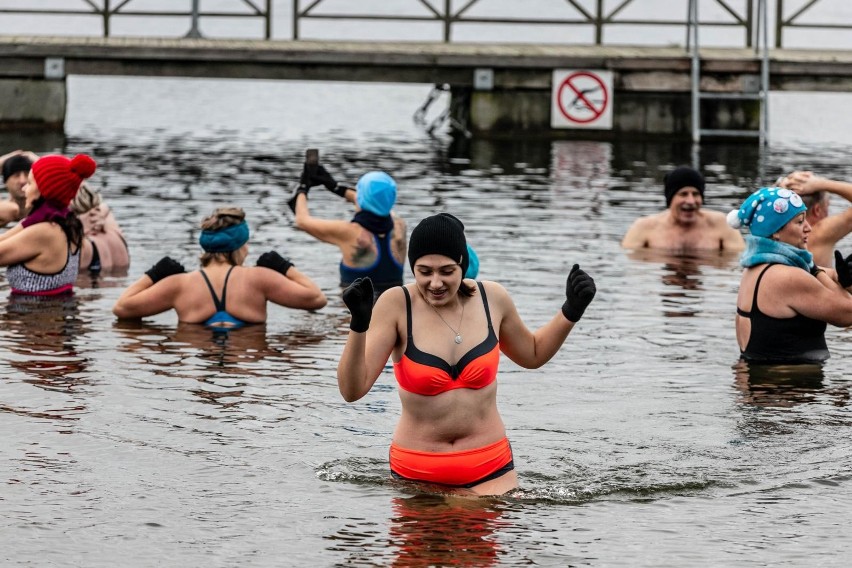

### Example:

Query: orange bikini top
xmin=393 ymin=283 xmax=500 ymax=396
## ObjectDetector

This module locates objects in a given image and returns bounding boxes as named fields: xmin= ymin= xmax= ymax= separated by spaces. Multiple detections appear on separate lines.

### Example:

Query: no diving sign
xmin=551 ymin=69 xmax=613 ymax=129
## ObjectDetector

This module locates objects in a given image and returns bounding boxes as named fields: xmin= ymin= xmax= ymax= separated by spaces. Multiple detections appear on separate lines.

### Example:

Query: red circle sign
xmin=556 ymin=71 xmax=609 ymax=124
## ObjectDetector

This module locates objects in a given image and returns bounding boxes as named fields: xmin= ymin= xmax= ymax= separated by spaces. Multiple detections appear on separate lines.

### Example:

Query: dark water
xmin=2 ymin=73 xmax=852 ymax=566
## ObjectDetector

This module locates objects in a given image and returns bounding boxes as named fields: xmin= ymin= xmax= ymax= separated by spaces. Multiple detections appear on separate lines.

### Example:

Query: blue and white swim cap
xmin=727 ymin=187 xmax=807 ymax=238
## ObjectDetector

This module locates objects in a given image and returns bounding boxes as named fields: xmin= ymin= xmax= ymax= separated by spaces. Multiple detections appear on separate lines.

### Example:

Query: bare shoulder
xmin=479 ymin=280 xmax=513 ymax=308
xmin=628 ymin=212 xmax=663 ymax=230
xmin=374 ymin=284 xmax=406 ymax=313
xmin=392 ymin=212 xmax=406 ymax=229
xmin=762 ymin=264 xmax=814 ymax=291
xmin=701 ymin=208 xmax=731 ymax=226
xmin=622 ymin=212 xmax=662 ymax=247
xmin=245 ymin=264 xmax=281 ymax=285
xmin=373 ymin=285 xmax=408 ymax=331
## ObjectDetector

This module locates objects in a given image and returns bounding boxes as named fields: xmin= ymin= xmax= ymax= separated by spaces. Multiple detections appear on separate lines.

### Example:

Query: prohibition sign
xmin=551 ymin=70 xmax=613 ymax=129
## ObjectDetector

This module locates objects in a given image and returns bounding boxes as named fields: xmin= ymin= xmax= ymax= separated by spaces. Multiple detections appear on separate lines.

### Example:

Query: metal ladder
xmin=688 ymin=0 xmax=769 ymax=145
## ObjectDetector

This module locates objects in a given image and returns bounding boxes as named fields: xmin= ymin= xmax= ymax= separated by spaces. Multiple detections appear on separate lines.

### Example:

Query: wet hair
xmin=800 ymin=191 xmax=827 ymax=210
xmin=69 ymin=182 xmax=103 ymax=215
xmin=199 ymin=207 xmax=246 ymax=267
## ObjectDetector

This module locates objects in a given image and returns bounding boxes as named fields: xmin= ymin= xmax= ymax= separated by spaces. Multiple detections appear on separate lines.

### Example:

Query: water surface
xmin=1 ymin=68 xmax=851 ymax=567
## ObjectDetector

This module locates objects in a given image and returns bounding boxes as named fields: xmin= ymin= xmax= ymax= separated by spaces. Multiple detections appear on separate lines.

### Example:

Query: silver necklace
xmin=430 ymin=300 xmax=465 ymax=344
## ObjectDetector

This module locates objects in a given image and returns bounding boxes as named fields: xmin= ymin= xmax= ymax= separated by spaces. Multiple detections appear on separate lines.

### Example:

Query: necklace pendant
xmin=454 ymin=334 xmax=463 ymax=344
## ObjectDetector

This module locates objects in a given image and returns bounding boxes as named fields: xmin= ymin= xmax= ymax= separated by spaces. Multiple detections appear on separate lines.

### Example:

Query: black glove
xmin=301 ymin=164 xmax=337 ymax=190
xmin=561 ymin=264 xmax=596 ymax=323
xmin=257 ymin=250 xmax=294 ymax=276
xmin=835 ymin=250 xmax=852 ymax=288
xmin=299 ymin=162 xmax=352 ymax=199
xmin=145 ymin=256 xmax=185 ymax=284
xmin=327 ymin=183 xmax=352 ymax=199
xmin=342 ymin=277 xmax=374 ymax=333
xmin=286 ymin=186 xmax=309 ymax=213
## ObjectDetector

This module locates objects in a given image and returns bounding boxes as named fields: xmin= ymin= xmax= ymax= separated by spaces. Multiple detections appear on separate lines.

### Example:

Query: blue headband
xmin=199 ymin=221 xmax=250 ymax=252
xmin=727 ymin=187 xmax=807 ymax=238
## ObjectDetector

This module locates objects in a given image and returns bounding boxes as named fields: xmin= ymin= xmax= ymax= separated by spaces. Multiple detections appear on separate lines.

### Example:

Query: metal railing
xmin=774 ymin=0 xmax=852 ymax=47
xmin=294 ymin=0 xmax=757 ymax=46
xmin=0 ymin=0 xmax=847 ymax=48
xmin=0 ymin=0 xmax=273 ymax=39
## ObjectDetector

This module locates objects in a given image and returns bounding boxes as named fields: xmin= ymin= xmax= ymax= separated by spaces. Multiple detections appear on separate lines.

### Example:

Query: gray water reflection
xmin=2 ymin=122 xmax=852 ymax=565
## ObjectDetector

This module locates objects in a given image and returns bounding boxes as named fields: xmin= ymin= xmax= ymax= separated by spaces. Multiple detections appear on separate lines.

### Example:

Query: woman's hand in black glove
xmin=300 ymin=164 xmax=336 ymax=190
xmin=834 ymin=250 xmax=852 ymax=288
xmin=286 ymin=185 xmax=309 ymax=213
xmin=300 ymin=163 xmax=350 ymax=198
xmin=342 ymin=277 xmax=374 ymax=333
xmin=257 ymin=251 xmax=294 ymax=277
xmin=561 ymin=264 xmax=596 ymax=323
xmin=145 ymin=256 xmax=185 ymax=284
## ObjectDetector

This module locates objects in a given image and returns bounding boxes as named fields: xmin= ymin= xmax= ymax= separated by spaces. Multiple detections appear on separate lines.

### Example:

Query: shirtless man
xmin=621 ymin=165 xmax=745 ymax=252
xmin=778 ymin=170 xmax=852 ymax=267
xmin=0 ymin=150 xmax=39 ymax=227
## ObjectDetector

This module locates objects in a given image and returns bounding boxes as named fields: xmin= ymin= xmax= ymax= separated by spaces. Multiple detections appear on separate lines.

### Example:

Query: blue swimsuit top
xmin=339 ymin=230 xmax=404 ymax=295
xmin=200 ymin=266 xmax=246 ymax=330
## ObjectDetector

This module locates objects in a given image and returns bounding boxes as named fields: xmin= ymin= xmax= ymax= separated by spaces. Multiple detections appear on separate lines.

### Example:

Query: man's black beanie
xmin=664 ymin=166 xmax=705 ymax=207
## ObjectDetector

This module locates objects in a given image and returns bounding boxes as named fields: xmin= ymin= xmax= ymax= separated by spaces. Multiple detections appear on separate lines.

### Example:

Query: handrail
xmin=774 ymin=0 xmax=852 ymax=47
xmin=0 ymin=0 xmax=847 ymax=48
xmin=294 ymin=0 xmax=755 ymax=46
xmin=0 ymin=0 xmax=273 ymax=39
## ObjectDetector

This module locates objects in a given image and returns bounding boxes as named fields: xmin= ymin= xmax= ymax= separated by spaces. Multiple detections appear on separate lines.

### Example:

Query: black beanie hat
xmin=408 ymin=213 xmax=468 ymax=276
xmin=664 ymin=166 xmax=705 ymax=207
xmin=2 ymin=154 xmax=33 ymax=183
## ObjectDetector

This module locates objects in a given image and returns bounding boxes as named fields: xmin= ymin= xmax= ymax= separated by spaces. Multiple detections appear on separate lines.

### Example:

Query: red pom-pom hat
xmin=31 ymin=154 xmax=97 ymax=207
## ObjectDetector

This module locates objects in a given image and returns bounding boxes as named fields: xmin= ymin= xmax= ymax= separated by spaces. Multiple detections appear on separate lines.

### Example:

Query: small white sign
xmin=551 ymin=69 xmax=613 ymax=129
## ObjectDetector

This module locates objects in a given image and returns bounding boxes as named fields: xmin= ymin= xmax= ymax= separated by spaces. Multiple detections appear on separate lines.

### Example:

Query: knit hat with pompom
xmin=32 ymin=154 xmax=97 ymax=207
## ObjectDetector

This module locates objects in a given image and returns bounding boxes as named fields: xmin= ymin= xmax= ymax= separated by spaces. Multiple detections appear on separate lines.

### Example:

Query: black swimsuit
xmin=199 ymin=266 xmax=246 ymax=329
xmin=737 ymin=264 xmax=829 ymax=364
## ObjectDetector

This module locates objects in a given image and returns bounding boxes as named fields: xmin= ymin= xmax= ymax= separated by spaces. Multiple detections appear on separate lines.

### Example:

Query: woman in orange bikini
xmin=337 ymin=213 xmax=596 ymax=496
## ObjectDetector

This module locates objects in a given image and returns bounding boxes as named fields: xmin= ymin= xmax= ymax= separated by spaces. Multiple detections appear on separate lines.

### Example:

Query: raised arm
xmin=0 ymin=224 xmax=49 ymax=266
xmin=291 ymin=192 xmax=355 ymax=246
xmin=255 ymin=250 xmax=327 ymax=310
xmin=782 ymin=256 xmax=852 ymax=328
xmin=0 ymin=201 xmax=21 ymax=227
xmin=785 ymin=172 xmax=852 ymax=252
xmin=112 ymin=256 xmax=186 ymax=319
xmin=496 ymin=265 xmax=596 ymax=368
xmin=337 ymin=278 xmax=399 ymax=402
xmin=784 ymin=171 xmax=852 ymax=203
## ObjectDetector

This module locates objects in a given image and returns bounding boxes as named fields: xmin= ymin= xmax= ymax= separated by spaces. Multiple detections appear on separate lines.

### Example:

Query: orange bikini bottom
xmin=389 ymin=437 xmax=514 ymax=488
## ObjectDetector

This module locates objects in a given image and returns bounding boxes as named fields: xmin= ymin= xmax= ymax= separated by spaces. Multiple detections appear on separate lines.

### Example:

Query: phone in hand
xmin=305 ymin=148 xmax=319 ymax=176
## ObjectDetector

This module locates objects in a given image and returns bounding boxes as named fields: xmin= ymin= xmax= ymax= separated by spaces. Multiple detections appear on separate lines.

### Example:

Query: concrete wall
xmin=464 ymin=88 xmax=760 ymax=140
xmin=0 ymin=79 xmax=66 ymax=130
